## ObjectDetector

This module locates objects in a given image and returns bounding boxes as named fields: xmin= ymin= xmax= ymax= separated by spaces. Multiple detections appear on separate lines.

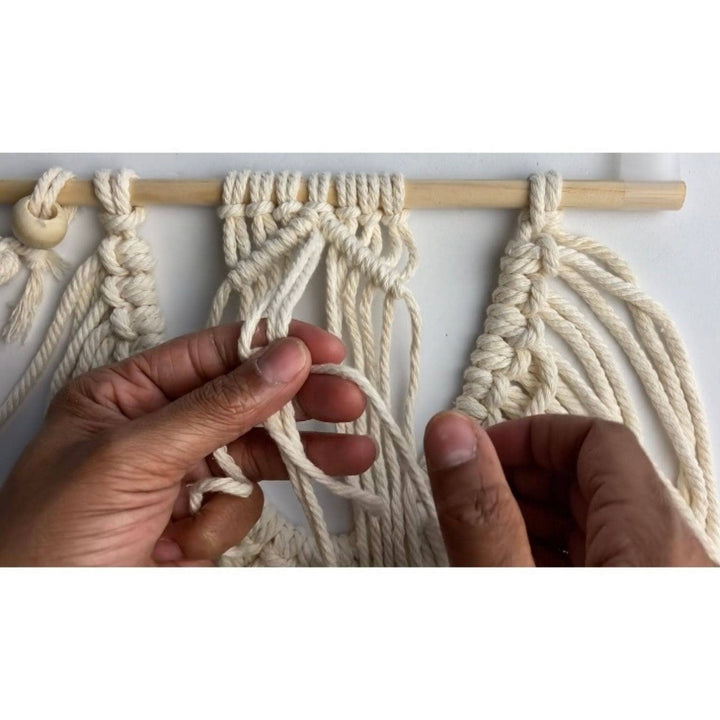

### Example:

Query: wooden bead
xmin=11 ymin=195 xmax=69 ymax=249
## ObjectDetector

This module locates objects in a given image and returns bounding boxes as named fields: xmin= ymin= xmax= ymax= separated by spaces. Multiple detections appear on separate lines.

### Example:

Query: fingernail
xmin=152 ymin=538 xmax=184 ymax=563
xmin=255 ymin=337 xmax=309 ymax=384
xmin=426 ymin=411 xmax=478 ymax=471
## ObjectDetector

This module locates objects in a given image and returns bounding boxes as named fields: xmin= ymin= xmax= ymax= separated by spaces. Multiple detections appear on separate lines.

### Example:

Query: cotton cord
xmin=0 ymin=169 xmax=164 ymax=425
xmin=0 ymin=168 xmax=716 ymax=567
xmin=454 ymin=171 xmax=719 ymax=561
xmin=0 ymin=168 xmax=75 ymax=343
xmin=201 ymin=172 xmax=445 ymax=566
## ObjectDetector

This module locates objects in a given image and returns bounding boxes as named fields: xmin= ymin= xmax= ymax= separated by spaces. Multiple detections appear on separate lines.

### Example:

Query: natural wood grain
xmin=0 ymin=178 xmax=686 ymax=210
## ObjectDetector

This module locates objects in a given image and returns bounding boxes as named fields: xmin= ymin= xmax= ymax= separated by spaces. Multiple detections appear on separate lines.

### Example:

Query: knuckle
xmin=48 ymin=368 xmax=121 ymax=420
xmin=197 ymin=373 xmax=255 ymax=424
xmin=590 ymin=418 xmax=637 ymax=446
xmin=47 ymin=375 xmax=100 ymax=424
xmin=583 ymin=419 xmax=647 ymax=472
xmin=47 ymin=376 xmax=85 ymax=414
xmin=185 ymin=332 xmax=211 ymax=380
xmin=438 ymin=483 xmax=508 ymax=530
xmin=206 ymin=326 xmax=238 ymax=370
xmin=186 ymin=328 xmax=236 ymax=382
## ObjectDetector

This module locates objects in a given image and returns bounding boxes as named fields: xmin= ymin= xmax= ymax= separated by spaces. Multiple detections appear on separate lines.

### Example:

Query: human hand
xmin=424 ymin=412 xmax=714 ymax=566
xmin=0 ymin=321 xmax=375 ymax=566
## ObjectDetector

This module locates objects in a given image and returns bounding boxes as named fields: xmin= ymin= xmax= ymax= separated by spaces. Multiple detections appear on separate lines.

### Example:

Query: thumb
xmin=424 ymin=411 xmax=534 ymax=567
xmin=113 ymin=336 xmax=311 ymax=473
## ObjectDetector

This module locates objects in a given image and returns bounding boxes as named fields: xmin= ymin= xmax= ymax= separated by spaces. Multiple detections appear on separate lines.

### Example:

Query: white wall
xmin=1 ymin=153 xmax=718 ymax=533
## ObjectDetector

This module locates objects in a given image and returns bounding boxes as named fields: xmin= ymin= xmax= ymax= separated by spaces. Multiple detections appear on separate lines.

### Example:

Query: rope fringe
xmin=454 ymin=171 xmax=718 ymax=561
xmin=0 ymin=169 xmax=164 ymax=426
xmin=0 ymin=169 xmax=716 ymax=565
xmin=203 ymin=171 xmax=445 ymax=567
xmin=0 ymin=168 xmax=75 ymax=343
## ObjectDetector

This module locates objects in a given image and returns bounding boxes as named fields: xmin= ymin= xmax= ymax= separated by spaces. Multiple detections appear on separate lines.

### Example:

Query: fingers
xmin=52 ymin=320 xmax=366 ymax=434
xmin=156 ymin=485 xmax=265 ymax=562
xmin=162 ymin=429 xmax=377 ymax=561
xmin=488 ymin=415 xmax=715 ymax=566
xmin=529 ymin=544 xmax=570 ymax=567
xmin=516 ymin=498 xmax=573 ymax=548
xmin=517 ymin=498 xmax=575 ymax=566
xmin=505 ymin=466 xmax=572 ymax=509
xmin=131 ymin=319 xmax=346 ymax=402
xmin=486 ymin=415 xmax=597 ymax=473
xmin=226 ymin=429 xmax=377 ymax=481
xmin=424 ymin=411 xmax=534 ymax=567
xmin=174 ymin=430 xmax=377 ymax=519
xmin=113 ymin=337 xmax=312 ymax=473
xmin=58 ymin=320 xmax=347 ymax=421
xmin=486 ymin=415 xmax=661 ymax=522
xmin=294 ymin=374 xmax=366 ymax=422
xmin=161 ymin=429 xmax=376 ymax=563
xmin=158 ymin=429 xmax=376 ymax=561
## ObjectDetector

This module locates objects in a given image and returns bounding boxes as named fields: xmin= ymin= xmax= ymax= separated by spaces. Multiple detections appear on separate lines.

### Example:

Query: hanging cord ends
xmin=1 ymin=168 xmax=75 ymax=343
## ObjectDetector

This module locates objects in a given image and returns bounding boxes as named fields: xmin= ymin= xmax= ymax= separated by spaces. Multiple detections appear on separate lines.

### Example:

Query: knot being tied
xmin=206 ymin=171 xmax=444 ymax=568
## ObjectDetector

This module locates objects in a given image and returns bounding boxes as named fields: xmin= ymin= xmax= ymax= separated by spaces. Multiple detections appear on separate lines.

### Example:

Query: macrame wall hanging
xmin=0 ymin=168 xmax=716 ymax=565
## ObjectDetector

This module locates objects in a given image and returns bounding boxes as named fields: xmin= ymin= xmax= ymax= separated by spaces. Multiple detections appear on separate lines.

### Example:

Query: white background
xmin=3 ymin=4 xmax=720 ymax=718
xmin=1 ymin=153 xmax=719 ymax=532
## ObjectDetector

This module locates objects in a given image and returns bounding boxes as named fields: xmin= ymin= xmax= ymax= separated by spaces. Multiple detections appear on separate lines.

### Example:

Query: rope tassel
xmin=0 ymin=168 xmax=75 ymax=343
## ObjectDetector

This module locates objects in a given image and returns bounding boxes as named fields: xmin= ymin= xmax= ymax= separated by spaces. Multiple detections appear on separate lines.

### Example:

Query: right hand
xmin=424 ymin=412 xmax=714 ymax=566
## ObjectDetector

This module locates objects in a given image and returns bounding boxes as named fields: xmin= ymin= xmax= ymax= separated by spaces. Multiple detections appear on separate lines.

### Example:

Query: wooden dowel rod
xmin=0 ymin=179 xmax=686 ymax=211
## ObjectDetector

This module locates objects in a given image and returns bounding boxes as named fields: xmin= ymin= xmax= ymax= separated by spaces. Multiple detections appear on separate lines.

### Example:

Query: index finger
xmin=57 ymin=320 xmax=347 ymax=421
xmin=485 ymin=415 xmax=597 ymax=472
xmin=128 ymin=319 xmax=346 ymax=400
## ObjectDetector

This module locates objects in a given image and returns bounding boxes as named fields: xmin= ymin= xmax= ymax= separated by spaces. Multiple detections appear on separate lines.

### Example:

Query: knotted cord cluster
xmin=0 ymin=168 xmax=716 ymax=565
xmin=199 ymin=171 xmax=445 ymax=566
xmin=0 ymin=168 xmax=75 ymax=343
xmin=0 ymin=169 xmax=164 ymax=425
xmin=455 ymin=171 xmax=718 ymax=559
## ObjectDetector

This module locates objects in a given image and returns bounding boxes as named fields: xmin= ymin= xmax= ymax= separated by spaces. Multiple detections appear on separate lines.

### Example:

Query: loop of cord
xmin=0 ymin=168 xmax=76 ymax=343
xmin=202 ymin=171 xmax=445 ymax=567
xmin=0 ymin=169 xmax=164 ymax=426
xmin=0 ymin=168 xmax=715 ymax=567
xmin=454 ymin=170 xmax=719 ymax=561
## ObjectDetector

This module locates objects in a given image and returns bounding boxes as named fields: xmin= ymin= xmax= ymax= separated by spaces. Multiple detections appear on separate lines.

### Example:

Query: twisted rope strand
xmin=0 ymin=170 xmax=165 ymax=430
xmin=454 ymin=170 xmax=719 ymax=562
xmin=198 ymin=171 xmax=444 ymax=566
xmin=2 ymin=167 xmax=714 ymax=568
xmin=1 ymin=167 xmax=75 ymax=343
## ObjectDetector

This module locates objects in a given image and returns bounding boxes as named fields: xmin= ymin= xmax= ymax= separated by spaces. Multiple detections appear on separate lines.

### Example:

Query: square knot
xmin=304 ymin=200 xmax=334 ymax=217
xmin=108 ymin=305 xmax=138 ymax=342
xmin=533 ymin=232 xmax=561 ymax=277
xmin=245 ymin=200 xmax=275 ymax=219
xmin=217 ymin=203 xmax=246 ymax=221
xmin=335 ymin=205 xmax=362 ymax=226
xmin=100 ymin=207 xmax=146 ymax=235
xmin=273 ymin=200 xmax=304 ymax=224
xmin=381 ymin=208 xmax=409 ymax=229
xmin=358 ymin=209 xmax=383 ymax=229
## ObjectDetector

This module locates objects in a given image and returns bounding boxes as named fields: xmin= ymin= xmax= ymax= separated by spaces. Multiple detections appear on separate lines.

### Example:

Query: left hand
xmin=0 ymin=321 xmax=375 ymax=566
